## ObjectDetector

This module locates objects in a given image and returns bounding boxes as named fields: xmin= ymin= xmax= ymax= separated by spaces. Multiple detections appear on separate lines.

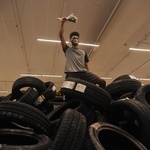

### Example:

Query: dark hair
xmin=69 ymin=31 xmax=80 ymax=39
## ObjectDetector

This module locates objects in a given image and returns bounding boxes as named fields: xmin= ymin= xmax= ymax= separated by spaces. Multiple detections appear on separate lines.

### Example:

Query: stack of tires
xmin=0 ymin=75 xmax=149 ymax=150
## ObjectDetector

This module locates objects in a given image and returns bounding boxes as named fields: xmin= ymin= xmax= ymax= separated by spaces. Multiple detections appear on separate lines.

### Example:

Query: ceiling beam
xmin=11 ymin=0 xmax=30 ymax=72
xmin=88 ymin=0 xmax=122 ymax=57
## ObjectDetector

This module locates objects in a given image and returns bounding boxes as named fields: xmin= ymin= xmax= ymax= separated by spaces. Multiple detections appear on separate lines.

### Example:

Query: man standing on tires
xmin=59 ymin=18 xmax=106 ymax=89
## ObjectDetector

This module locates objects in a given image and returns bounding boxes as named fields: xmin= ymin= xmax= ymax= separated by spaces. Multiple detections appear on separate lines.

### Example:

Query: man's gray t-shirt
xmin=63 ymin=45 xmax=89 ymax=73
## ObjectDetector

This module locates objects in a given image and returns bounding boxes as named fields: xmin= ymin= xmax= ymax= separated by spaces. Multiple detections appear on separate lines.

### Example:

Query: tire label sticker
xmin=62 ymin=81 xmax=75 ymax=89
xmin=75 ymin=83 xmax=86 ymax=93
xmin=52 ymin=85 xmax=56 ymax=91
xmin=91 ymin=122 xmax=101 ymax=130
xmin=34 ymin=96 xmax=44 ymax=106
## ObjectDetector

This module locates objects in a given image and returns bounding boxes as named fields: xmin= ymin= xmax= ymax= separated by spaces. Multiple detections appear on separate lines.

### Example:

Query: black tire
xmin=120 ymin=92 xmax=135 ymax=99
xmin=106 ymin=99 xmax=150 ymax=149
xmin=48 ymin=96 xmax=66 ymax=109
xmin=51 ymin=95 xmax=65 ymax=104
xmin=113 ymin=74 xmax=138 ymax=82
xmin=41 ymin=81 xmax=56 ymax=100
xmin=134 ymin=84 xmax=150 ymax=106
xmin=18 ymin=87 xmax=39 ymax=106
xmin=0 ymin=96 xmax=10 ymax=101
xmin=84 ymin=122 xmax=148 ymax=150
xmin=45 ymin=81 xmax=55 ymax=89
xmin=41 ymin=89 xmax=56 ymax=100
xmin=105 ymin=79 xmax=141 ymax=100
xmin=6 ymin=93 xmax=15 ymax=101
xmin=0 ymin=128 xmax=52 ymax=150
xmin=36 ymin=100 xmax=54 ymax=115
xmin=51 ymin=109 xmax=86 ymax=150
xmin=12 ymin=76 xmax=46 ymax=99
xmin=61 ymin=77 xmax=111 ymax=112
xmin=47 ymin=99 xmax=96 ymax=128
xmin=0 ymin=101 xmax=52 ymax=136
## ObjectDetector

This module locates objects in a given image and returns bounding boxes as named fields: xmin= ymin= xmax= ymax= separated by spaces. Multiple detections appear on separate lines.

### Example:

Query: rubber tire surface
xmin=47 ymin=99 xmax=96 ymax=128
xmin=0 ymin=128 xmax=52 ymax=150
xmin=106 ymin=99 xmax=150 ymax=148
xmin=134 ymin=84 xmax=150 ymax=106
xmin=105 ymin=79 xmax=141 ymax=100
xmin=84 ymin=122 xmax=147 ymax=150
xmin=61 ymin=77 xmax=111 ymax=112
xmin=51 ymin=108 xmax=86 ymax=150
xmin=12 ymin=76 xmax=46 ymax=99
xmin=0 ymin=101 xmax=52 ymax=136
xmin=113 ymin=74 xmax=138 ymax=82
xmin=18 ymin=87 xmax=39 ymax=106
xmin=42 ymin=81 xmax=56 ymax=100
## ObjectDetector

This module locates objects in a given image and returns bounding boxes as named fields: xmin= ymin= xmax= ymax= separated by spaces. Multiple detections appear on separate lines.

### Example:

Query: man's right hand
xmin=61 ymin=17 xmax=67 ymax=23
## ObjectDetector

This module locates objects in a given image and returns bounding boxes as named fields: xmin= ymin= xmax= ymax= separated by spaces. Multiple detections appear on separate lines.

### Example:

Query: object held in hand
xmin=56 ymin=13 xmax=78 ymax=23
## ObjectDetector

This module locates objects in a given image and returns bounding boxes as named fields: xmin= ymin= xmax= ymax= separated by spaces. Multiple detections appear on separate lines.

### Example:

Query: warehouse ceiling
xmin=0 ymin=0 xmax=150 ymax=95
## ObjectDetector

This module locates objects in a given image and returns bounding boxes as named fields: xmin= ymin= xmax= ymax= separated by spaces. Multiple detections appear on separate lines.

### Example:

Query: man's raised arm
xmin=59 ymin=18 xmax=67 ymax=50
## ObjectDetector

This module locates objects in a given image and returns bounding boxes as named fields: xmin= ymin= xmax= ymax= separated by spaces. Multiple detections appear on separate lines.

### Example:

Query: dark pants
xmin=65 ymin=71 xmax=106 ymax=89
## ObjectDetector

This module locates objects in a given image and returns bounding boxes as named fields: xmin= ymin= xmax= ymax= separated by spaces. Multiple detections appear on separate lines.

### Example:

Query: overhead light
xmin=42 ymin=74 xmax=63 ymax=77
xmin=101 ymin=77 xmax=112 ymax=80
xmin=137 ymin=78 xmax=150 ymax=81
xmin=20 ymin=74 xmax=41 ymax=77
xmin=37 ymin=39 xmax=99 ymax=47
xmin=37 ymin=39 xmax=61 ymax=43
xmin=20 ymin=73 xmax=63 ymax=78
xmin=0 ymin=90 xmax=8 ymax=93
xmin=129 ymin=48 xmax=150 ymax=52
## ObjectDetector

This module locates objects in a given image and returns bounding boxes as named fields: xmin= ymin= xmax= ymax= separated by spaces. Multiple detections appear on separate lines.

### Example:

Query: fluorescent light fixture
xmin=129 ymin=48 xmax=150 ymax=52
xmin=20 ymin=73 xmax=63 ymax=78
xmin=42 ymin=74 xmax=63 ymax=77
xmin=20 ymin=73 xmax=150 ymax=81
xmin=101 ymin=77 xmax=112 ymax=80
xmin=37 ymin=39 xmax=61 ymax=43
xmin=0 ymin=90 xmax=8 ymax=93
xmin=137 ymin=78 xmax=150 ymax=81
xmin=20 ymin=74 xmax=41 ymax=77
xmin=37 ymin=39 xmax=99 ymax=47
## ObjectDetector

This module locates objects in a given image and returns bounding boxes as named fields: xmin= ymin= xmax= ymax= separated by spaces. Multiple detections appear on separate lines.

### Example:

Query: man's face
xmin=70 ymin=36 xmax=79 ymax=46
xmin=70 ymin=36 xmax=79 ymax=41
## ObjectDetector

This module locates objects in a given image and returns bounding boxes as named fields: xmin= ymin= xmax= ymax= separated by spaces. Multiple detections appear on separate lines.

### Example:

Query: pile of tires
xmin=0 ymin=75 xmax=149 ymax=150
